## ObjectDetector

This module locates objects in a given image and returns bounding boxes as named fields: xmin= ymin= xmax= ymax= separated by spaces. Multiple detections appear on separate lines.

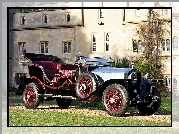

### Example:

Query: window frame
xmin=18 ymin=42 xmax=26 ymax=55
xmin=66 ymin=13 xmax=71 ymax=22
xmin=40 ymin=41 xmax=49 ymax=54
xmin=43 ymin=14 xmax=48 ymax=24
xmin=132 ymin=39 xmax=142 ymax=53
xmin=63 ymin=41 xmax=72 ymax=53
xmin=20 ymin=16 xmax=25 ymax=25
xmin=161 ymin=38 xmax=171 ymax=52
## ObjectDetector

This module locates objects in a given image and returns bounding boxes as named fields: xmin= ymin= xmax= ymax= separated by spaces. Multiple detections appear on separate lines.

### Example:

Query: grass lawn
xmin=9 ymin=93 xmax=171 ymax=112
xmin=8 ymin=91 xmax=171 ymax=126
xmin=9 ymin=109 xmax=170 ymax=126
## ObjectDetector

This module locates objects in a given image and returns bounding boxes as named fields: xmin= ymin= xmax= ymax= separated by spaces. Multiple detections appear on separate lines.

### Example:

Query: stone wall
xmin=8 ymin=2 xmax=173 ymax=88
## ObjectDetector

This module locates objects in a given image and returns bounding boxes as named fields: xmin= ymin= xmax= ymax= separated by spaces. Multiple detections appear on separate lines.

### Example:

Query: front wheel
xmin=23 ymin=82 xmax=40 ymax=109
xmin=137 ymin=87 xmax=161 ymax=115
xmin=102 ymin=83 xmax=129 ymax=116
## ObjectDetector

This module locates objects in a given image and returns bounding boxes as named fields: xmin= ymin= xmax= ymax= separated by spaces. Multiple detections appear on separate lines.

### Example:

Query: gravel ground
xmin=9 ymin=103 xmax=171 ymax=123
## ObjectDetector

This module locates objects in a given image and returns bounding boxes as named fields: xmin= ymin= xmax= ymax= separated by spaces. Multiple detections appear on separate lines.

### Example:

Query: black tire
xmin=76 ymin=73 xmax=96 ymax=99
xmin=23 ymin=82 xmax=40 ymax=109
xmin=102 ymin=83 xmax=129 ymax=116
xmin=56 ymin=98 xmax=72 ymax=109
xmin=137 ymin=87 xmax=161 ymax=115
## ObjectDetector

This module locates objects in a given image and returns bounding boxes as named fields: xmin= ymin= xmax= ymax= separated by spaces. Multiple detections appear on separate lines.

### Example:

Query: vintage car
xmin=17 ymin=52 xmax=161 ymax=116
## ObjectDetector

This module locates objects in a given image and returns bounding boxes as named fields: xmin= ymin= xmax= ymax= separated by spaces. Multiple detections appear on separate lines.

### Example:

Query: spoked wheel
xmin=76 ymin=73 xmax=96 ymax=99
xmin=56 ymin=98 xmax=72 ymax=109
xmin=102 ymin=84 xmax=129 ymax=116
xmin=137 ymin=87 xmax=161 ymax=115
xmin=23 ymin=83 xmax=40 ymax=109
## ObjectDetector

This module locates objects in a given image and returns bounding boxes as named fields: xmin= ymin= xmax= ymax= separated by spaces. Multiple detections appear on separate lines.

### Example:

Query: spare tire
xmin=76 ymin=73 xmax=96 ymax=99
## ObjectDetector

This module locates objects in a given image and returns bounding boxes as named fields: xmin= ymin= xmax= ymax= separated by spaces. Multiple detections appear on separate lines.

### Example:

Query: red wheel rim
xmin=105 ymin=89 xmax=123 ymax=113
xmin=24 ymin=88 xmax=36 ymax=106
xmin=77 ymin=75 xmax=93 ymax=98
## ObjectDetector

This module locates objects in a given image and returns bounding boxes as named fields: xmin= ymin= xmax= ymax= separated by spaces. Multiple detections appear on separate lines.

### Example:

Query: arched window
xmin=173 ymin=36 xmax=178 ymax=50
xmin=66 ymin=13 xmax=70 ymax=22
xmin=43 ymin=15 xmax=47 ymax=23
xmin=132 ymin=39 xmax=138 ymax=52
xmin=105 ymin=33 xmax=110 ymax=51
xmin=106 ymin=33 xmax=109 ymax=41
xmin=166 ymin=39 xmax=170 ymax=51
xmin=161 ymin=39 xmax=165 ymax=51
xmin=20 ymin=16 xmax=25 ymax=25
xmin=138 ymin=40 xmax=142 ymax=52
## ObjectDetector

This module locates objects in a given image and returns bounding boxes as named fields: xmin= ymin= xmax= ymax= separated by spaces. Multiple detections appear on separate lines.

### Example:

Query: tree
xmin=134 ymin=9 xmax=170 ymax=78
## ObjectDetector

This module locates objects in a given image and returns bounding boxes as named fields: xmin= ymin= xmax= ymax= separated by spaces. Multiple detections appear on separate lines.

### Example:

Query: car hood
xmin=91 ymin=67 xmax=133 ymax=81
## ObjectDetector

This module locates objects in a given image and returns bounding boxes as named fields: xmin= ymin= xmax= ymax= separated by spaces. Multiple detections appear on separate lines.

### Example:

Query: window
xmin=20 ymin=16 xmax=25 ymax=25
xmin=43 ymin=14 xmax=48 ymax=23
xmin=138 ymin=40 xmax=142 ymax=52
xmin=105 ymin=33 xmax=110 ymax=51
xmin=92 ymin=33 xmax=97 ymax=52
xmin=132 ymin=39 xmax=142 ymax=53
xmin=40 ymin=42 xmax=48 ymax=54
xmin=161 ymin=39 xmax=170 ymax=52
xmin=166 ymin=39 xmax=170 ymax=51
xmin=63 ymin=41 xmax=71 ymax=53
xmin=161 ymin=39 xmax=165 ymax=51
xmin=136 ymin=9 xmax=140 ymax=17
xmin=173 ymin=36 xmax=178 ymax=50
xmin=18 ymin=42 xmax=25 ymax=55
xmin=99 ymin=9 xmax=104 ymax=18
xmin=173 ymin=78 xmax=178 ymax=91
xmin=165 ymin=77 xmax=171 ymax=87
xmin=66 ymin=13 xmax=70 ymax=22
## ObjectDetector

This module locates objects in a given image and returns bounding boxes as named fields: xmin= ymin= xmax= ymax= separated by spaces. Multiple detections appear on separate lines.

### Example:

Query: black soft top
xmin=25 ymin=53 xmax=65 ymax=64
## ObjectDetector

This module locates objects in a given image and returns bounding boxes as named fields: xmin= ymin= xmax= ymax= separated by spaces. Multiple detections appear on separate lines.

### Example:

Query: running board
xmin=39 ymin=94 xmax=76 ymax=100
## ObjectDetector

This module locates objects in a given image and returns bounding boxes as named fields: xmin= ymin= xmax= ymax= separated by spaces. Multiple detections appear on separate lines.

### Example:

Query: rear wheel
xmin=102 ymin=83 xmax=129 ymax=116
xmin=56 ymin=98 xmax=72 ymax=109
xmin=23 ymin=82 xmax=40 ymax=109
xmin=137 ymin=87 xmax=161 ymax=115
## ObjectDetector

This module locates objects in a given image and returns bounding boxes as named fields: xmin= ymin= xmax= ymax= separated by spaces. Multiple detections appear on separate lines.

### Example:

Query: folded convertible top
xmin=25 ymin=53 xmax=65 ymax=64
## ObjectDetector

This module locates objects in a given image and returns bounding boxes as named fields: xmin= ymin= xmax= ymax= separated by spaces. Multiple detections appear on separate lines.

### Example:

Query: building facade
xmin=9 ymin=2 xmax=173 ymax=91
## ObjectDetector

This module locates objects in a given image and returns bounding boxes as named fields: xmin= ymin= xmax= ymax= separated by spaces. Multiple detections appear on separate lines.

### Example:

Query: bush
xmin=114 ymin=57 xmax=131 ymax=68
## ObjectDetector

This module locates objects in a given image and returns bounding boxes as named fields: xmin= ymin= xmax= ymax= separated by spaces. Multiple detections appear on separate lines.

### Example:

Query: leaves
xmin=135 ymin=9 xmax=170 ymax=78
xmin=114 ymin=57 xmax=131 ymax=68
